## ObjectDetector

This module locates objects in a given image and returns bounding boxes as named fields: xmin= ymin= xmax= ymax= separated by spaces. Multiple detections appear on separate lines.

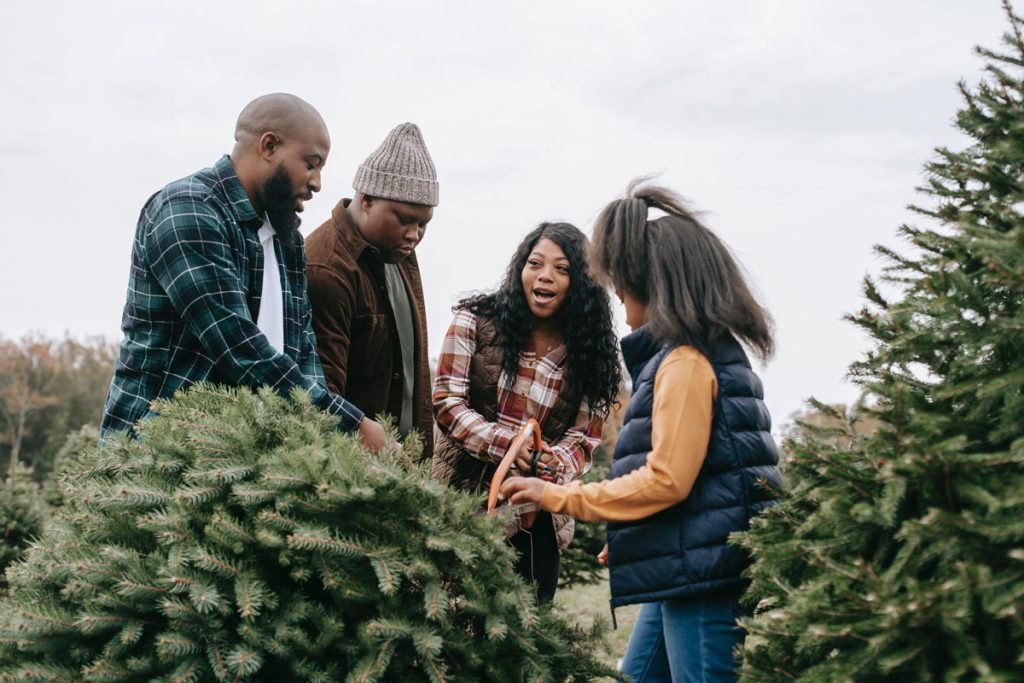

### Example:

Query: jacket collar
xmin=330 ymin=198 xmax=379 ymax=261
xmin=620 ymin=326 xmax=666 ymax=385
xmin=212 ymin=155 xmax=260 ymax=227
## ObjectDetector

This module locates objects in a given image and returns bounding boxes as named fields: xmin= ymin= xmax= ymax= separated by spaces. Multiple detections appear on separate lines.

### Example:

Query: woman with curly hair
xmin=432 ymin=221 xmax=621 ymax=603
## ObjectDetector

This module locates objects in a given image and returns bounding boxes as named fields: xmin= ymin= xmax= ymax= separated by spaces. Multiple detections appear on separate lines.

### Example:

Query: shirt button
xmin=392 ymin=372 xmax=400 ymax=380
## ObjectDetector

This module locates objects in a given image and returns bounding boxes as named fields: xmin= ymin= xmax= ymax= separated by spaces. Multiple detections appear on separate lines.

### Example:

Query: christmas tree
xmin=557 ymin=464 xmax=609 ymax=590
xmin=0 ymin=464 xmax=45 ymax=587
xmin=0 ymin=385 xmax=612 ymax=681
xmin=733 ymin=3 xmax=1024 ymax=680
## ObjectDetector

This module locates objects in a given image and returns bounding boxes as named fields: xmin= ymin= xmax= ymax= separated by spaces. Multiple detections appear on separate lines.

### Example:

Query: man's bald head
xmin=228 ymin=93 xmax=331 ymax=223
xmin=233 ymin=93 xmax=328 ymax=154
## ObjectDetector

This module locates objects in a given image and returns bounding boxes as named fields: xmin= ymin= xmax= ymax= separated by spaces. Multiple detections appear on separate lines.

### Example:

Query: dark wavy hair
xmin=590 ymin=179 xmax=774 ymax=361
xmin=457 ymin=222 xmax=622 ymax=418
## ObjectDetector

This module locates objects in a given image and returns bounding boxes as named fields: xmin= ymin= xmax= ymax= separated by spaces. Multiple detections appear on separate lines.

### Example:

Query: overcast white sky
xmin=0 ymin=1 xmax=1012 ymax=432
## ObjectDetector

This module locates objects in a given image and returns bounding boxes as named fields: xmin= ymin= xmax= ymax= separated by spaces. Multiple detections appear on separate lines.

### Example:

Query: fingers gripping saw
xmin=487 ymin=418 xmax=541 ymax=530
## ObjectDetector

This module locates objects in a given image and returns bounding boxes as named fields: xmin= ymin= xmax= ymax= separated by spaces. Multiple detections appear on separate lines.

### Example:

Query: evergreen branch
xmin=0 ymin=665 xmax=81 ymax=683
xmin=174 ymin=485 xmax=224 ymax=507
xmin=225 ymin=645 xmax=263 ymax=679
xmin=157 ymin=632 xmax=201 ymax=658
xmin=288 ymin=529 xmax=373 ymax=558
xmin=168 ymin=658 xmax=204 ymax=683
xmin=206 ymin=641 xmax=230 ymax=682
xmin=348 ymin=638 xmax=396 ymax=683
xmin=193 ymin=550 xmax=242 ymax=579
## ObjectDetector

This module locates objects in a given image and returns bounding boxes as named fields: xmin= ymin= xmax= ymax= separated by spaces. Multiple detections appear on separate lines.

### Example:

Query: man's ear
xmin=257 ymin=132 xmax=281 ymax=161
xmin=358 ymin=194 xmax=375 ymax=211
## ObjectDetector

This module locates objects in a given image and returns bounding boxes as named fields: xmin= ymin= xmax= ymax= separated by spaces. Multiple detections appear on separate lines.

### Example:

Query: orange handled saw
xmin=487 ymin=418 xmax=542 ymax=530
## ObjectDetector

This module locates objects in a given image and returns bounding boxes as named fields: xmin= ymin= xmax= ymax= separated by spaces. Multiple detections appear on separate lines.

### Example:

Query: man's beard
xmin=262 ymin=165 xmax=302 ymax=258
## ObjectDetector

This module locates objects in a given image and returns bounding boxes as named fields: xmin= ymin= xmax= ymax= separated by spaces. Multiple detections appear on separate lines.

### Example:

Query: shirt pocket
xmin=348 ymin=313 xmax=387 ymax=378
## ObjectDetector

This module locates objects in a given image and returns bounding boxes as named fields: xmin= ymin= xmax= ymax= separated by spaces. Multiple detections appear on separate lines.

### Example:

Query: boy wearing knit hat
xmin=306 ymin=123 xmax=437 ymax=460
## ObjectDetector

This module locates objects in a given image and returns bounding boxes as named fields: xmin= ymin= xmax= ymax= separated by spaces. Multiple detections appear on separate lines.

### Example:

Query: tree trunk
xmin=9 ymin=404 xmax=26 ymax=484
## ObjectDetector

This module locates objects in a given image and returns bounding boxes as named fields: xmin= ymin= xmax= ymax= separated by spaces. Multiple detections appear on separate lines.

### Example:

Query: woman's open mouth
xmin=532 ymin=288 xmax=556 ymax=304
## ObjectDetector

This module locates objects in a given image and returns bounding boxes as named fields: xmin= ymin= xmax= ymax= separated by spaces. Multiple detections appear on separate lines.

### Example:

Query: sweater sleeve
xmin=432 ymin=310 xmax=518 ymax=461
xmin=539 ymin=346 xmax=716 ymax=522
xmin=547 ymin=400 xmax=603 ymax=484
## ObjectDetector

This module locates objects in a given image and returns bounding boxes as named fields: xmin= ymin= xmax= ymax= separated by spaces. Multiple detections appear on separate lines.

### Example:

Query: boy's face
xmin=358 ymin=195 xmax=433 ymax=263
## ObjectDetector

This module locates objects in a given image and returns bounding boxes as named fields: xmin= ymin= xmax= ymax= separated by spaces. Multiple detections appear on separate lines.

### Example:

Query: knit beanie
xmin=352 ymin=122 xmax=438 ymax=207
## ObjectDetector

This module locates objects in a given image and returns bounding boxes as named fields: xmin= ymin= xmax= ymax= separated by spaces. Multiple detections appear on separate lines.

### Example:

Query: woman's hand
xmin=499 ymin=476 xmax=547 ymax=506
xmin=513 ymin=442 xmax=559 ymax=476
xmin=597 ymin=543 xmax=609 ymax=566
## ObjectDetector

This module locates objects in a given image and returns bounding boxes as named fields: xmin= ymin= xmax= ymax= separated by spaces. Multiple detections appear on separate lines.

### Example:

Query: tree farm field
xmin=558 ymin=578 xmax=640 ymax=677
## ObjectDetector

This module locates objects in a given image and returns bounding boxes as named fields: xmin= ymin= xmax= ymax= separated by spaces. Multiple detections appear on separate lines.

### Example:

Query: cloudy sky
xmin=0 ymin=1 xmax=1012 ymax=431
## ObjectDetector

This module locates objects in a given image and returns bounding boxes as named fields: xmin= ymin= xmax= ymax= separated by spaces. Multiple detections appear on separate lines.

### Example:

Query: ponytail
xmin=590 ymin=178 xmax=775 ymax=362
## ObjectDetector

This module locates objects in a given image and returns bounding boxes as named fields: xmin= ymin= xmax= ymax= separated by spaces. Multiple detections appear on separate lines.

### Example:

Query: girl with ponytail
xmin=501 ymin=181 xmax=782 ymax=682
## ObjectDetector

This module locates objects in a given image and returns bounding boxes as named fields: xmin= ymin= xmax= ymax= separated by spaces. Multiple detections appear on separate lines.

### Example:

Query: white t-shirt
xmin=256 ymin=218 xmax=284 ymax=354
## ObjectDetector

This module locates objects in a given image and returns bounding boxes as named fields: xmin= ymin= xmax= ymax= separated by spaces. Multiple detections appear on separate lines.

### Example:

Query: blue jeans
xmin=618 ymin=590 xmax=746 ymax=682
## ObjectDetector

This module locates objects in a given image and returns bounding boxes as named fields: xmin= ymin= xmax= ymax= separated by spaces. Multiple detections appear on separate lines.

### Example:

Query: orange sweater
xmin=540 ymin=346 xmax=717 ymax=522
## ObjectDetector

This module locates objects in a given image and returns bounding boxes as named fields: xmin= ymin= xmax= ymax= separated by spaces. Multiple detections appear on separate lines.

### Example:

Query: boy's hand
xmin=358 ymin=417 xmax=387 ymax=453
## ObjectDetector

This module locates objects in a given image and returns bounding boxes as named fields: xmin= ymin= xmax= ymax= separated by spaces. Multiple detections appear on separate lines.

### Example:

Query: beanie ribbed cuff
xmin=353 ymin=167 xmax=439 ymax=207
xmin=352 ymin=122 xmax=439 ymax=207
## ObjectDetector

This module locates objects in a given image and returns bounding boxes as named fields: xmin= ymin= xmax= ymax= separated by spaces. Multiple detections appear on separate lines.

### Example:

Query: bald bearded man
xmin=102 ymin=93 xmax=386 ymax=451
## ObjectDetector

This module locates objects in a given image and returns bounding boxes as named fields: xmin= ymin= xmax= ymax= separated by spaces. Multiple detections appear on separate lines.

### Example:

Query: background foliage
xmin=0 ymin=334 xmax=116 ymax=484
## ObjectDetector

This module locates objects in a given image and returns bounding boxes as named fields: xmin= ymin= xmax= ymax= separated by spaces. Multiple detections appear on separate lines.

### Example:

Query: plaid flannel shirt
xmin=433 ymin=309 xmax=602 ymax=483
xmin=101 ymin=155 xmax=364 ymax=437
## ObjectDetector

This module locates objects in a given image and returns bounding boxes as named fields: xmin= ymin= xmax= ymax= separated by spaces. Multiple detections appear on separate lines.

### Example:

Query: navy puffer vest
xmin=607 ymin=327 xmax=781 ymax=607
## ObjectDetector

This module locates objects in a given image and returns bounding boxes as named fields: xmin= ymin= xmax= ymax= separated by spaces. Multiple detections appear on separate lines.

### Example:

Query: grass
xmin=556 ymin=577 xmax=639 ymax=680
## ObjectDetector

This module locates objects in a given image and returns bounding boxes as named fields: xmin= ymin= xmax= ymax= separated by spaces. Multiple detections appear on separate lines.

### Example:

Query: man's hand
xmin=357 ymin=417 xmax=387 ymax=453
xmin=597 ymin=543 xmax=609 ymax=566
xmin=498 ymin=476 xmax=547 ymax=506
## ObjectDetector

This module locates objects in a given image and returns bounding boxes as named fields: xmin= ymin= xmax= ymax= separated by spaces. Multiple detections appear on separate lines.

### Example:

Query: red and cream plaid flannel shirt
xmin=433 ymin=310 xmax=602 ymax=483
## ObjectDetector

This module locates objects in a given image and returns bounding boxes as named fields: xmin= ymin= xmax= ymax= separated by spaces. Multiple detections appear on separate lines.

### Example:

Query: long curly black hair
xmin=457 ymin=222 xmax=622 ymax=418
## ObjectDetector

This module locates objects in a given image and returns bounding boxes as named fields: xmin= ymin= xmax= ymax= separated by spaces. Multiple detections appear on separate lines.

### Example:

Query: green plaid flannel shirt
xmin=101 ymin=155 xmax=364 ymax=437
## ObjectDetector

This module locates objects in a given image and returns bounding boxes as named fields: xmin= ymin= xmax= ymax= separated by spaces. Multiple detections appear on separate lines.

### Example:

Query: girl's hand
xmin=597 ymin=543 xmax=609 ymax=566
xmin=499 ymin=476 xmax=547 ymax=506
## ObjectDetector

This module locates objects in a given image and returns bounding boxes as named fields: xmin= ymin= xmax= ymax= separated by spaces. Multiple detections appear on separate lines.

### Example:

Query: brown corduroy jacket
xmin=305 ymin=199 xmax=432 ymax=460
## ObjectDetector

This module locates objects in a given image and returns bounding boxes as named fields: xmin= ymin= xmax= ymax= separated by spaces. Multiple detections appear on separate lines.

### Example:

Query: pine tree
xmin=41 ymin=424 xmax=99 ymax=508
xmin=0 ymin=385 xmax=613 ymax=681
xmin=0 ymin=464 xmax=45 ymax=587
xmin=733 ymin=3 xmax=1024 ymax=680
xmin=557 ymin=465 xmax=609 ymax=590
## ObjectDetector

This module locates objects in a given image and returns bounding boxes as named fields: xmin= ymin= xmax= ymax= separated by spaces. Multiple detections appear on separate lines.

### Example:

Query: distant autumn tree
xmin=0 ymin=336 xmax=60 ymax=484
xmin=782 ymin=400 xmax=883 ymax=447
xmin=0 ymin=334 xmax=116 ymax=484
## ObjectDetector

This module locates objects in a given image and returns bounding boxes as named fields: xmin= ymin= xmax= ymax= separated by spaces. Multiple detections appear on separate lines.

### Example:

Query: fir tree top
xmin=734 ymin=2 xmax=1024 ymax=680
